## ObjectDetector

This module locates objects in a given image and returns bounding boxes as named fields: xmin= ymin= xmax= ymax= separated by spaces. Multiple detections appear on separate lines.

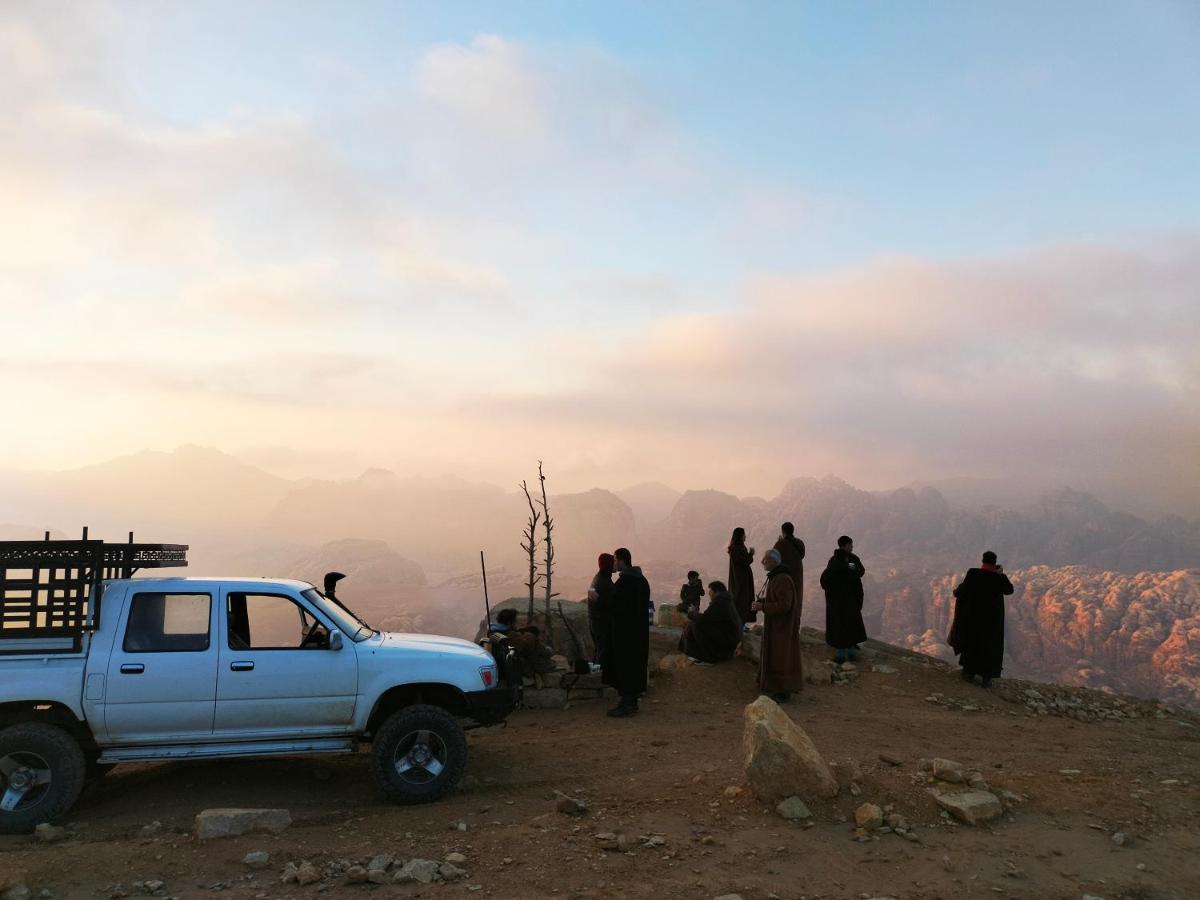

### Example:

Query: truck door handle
xmin=230 ymin=661 xmax=255 ymax=672
xmin=119 ymin=663 xmax=145 ymax=674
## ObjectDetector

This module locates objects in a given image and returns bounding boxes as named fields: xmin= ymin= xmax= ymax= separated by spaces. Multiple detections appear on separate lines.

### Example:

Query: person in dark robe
xmin=947 ymin=550 xmax=1014 ymax=688
xmin=598 ymin=547 xmax=650 ymax=717
xmin=677 ymin=570 xmax=705 ymax=613
xmin=727 ymin=527 xmax=756 ymax=627
xmin=773 ymin=522 xmax=806 ymax=614
xmin=819 ymin=535 xmax=867 ymax=663
xmin=752 ymin=549 xmax=803 ymax=701
xmin=678 ymin=580 xmax=742 ymax=664
xmin=587 ymin=553 xmax=615 ymax=667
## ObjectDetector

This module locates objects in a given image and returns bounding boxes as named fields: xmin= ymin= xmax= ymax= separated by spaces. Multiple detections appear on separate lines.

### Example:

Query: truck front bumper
xmin=462 ymin=686 xmax=518 ymax=725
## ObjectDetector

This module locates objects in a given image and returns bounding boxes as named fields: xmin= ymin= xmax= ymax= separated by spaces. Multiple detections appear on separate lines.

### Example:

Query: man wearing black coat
xmin=598 ymin=547 xmax=650 ymax=718
xmin=819 ymin=535 xmax=868 ymax=663
xmin=947 ymin=551 xmax=1014 ymax=687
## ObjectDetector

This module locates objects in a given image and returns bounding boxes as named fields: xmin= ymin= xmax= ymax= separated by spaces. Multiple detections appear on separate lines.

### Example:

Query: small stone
xmin=195 ymin=809 xmax=291 ymax=840
xmin=242 ymin=852 xmax=270 ymax=869
xmin=554 ymin=791 xmax=589 ymax=816
xmin=1112 ymin=832 xmax=1132 ymax=847
xmin=34 ymin=823 xmax=68 ymax=843
xmin=932 ymin=790 xmax=1003 ymax=825
xmin=444 ymin=852 xmax=467 ymax=864
xmin=931 ymin=758 xmax=965 ymax=783
xmin=854 ymin=803 xmax=883 ymax=829
xmin=344 ymin=866 xmax=367 ymax=884
xmin=295 ymin=863 xmax=320 ymax=886
xmin=139 ymin=821 xmax=163 ymax=838
xmin=878 ymin=753 xmax=903 ymax=766
xmin=367 ymin=869 xmax=389 ymax=885
xmin=776 ymin=796 xmax=812 ymax=820
xmin=366 ymin=854 xmax=392 ymax=873
xmin=439 ymin=863 xmax=468 ymax=882
xmin=393 ymin=860 xmax=439 ymax=885
xmin=722 ymin=785 xmax=743 ymax=798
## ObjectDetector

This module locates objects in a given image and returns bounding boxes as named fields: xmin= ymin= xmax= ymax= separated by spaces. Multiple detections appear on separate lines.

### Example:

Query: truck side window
xmin=226 ymin=593 xmax=329 ymax=650
xmin=123 ymin=593 xmax=212 ymax=653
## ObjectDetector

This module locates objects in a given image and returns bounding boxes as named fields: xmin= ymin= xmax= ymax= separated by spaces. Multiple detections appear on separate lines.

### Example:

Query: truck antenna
xmin=480 ymin=550 xmax=492 ymax=626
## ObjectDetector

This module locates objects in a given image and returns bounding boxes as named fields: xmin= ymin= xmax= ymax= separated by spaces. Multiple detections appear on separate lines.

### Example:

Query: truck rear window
xmin=123 ymin=592 xmax=211 ymax=653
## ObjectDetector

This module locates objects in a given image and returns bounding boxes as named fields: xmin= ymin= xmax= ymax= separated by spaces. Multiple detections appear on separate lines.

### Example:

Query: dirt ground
xmin=3 ymin=633 xmax=1199 ymax=900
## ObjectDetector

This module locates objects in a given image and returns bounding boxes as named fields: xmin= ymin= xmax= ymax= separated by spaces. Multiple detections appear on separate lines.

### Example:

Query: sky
xmin=1 ymin=1 xmax=1198 ymax=515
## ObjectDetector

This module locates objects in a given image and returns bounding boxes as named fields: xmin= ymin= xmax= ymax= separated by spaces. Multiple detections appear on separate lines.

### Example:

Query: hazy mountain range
xmin=2 ymin=445 xmax=1197 ymax=707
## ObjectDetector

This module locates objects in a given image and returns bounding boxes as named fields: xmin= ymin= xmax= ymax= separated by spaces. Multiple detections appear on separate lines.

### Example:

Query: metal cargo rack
xmin=0 ymin=529 xmax=188 ymax=654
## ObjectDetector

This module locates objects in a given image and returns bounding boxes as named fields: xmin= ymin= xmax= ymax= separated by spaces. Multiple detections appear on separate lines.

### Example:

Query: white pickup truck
xmin=0 ymin=539 xmax=517 ymax=834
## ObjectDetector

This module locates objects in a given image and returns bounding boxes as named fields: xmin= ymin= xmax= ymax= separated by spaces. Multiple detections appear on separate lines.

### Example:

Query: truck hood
xmin=369 ymin=631 xmax=491 ymax=659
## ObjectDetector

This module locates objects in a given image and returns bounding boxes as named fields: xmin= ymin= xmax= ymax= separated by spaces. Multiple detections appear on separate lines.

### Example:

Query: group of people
xmin=492 ymin=528 xmax=1013 ymax=720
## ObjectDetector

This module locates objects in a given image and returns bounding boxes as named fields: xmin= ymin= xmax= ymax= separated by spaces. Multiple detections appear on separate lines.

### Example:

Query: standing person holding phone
xmin=728 ymin=527 xmax=756 ymax=628
xmin=947 ymin=550 xmax=1014 ymax=688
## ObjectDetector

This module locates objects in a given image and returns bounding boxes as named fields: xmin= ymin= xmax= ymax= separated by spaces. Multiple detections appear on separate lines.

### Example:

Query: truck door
xmin=103 ymin=590 xmax=218 ymax=743
xmin=214 ymin=589 xmax=358 ymax=737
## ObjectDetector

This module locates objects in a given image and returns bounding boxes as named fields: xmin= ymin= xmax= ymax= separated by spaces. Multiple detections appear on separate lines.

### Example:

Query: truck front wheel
xmin=371 ymin=704 xmax=467 ymax=804
xmin=0 ymin=723 xmax=86 ymax=834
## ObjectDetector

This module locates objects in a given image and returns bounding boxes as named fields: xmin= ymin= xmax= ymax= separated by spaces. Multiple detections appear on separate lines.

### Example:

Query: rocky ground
xmin=3 ymin=629 xmax=1198 ymax=900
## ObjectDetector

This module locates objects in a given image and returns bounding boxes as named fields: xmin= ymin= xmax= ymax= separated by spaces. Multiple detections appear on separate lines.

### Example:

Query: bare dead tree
xmin=535 ymin=460 xmax=559 ymax=645
xmin=519 ymin=479 xmax=542 ymax=623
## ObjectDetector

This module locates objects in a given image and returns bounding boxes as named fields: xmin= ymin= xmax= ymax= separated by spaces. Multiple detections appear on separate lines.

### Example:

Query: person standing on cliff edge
xmin=947 ymin=550 xmax=1014 ymax=688
xmin=601 ymin=547 xmax=651 ymax=718
xmin=752 ymin=549 xmax=804 ymax=702
xmin=728 ymin=527 xmax=756 ymax=628
xmin=820 ymin=535 xmax=867 ymax=663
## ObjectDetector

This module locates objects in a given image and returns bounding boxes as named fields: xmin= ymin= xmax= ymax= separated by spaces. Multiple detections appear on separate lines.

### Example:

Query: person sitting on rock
xmin=496 ymin=608 xmax=557 ymax=686
xmin=753 ymin=549 xmax=803 ymax=702
xmin=678 ymin=580 xmax=742 ymax=665
xmin=677 ymin=570 xmax=705 ymax=613
xmin=947 ymin=550 xmax=1014 ymax=688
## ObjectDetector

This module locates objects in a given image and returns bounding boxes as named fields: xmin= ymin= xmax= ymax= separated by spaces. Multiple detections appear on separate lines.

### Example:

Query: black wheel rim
xmin=392 ymin=729 xmax=448 ymax=785
xmin=0 ymin=751 xmax=53 ymax=813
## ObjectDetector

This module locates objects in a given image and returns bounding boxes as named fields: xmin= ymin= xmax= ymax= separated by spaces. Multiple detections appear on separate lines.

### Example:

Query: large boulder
xmin=743 ymin=696 xmax=838 ymax=803
xmin=195 ymin=808 xmax=291 ymax=840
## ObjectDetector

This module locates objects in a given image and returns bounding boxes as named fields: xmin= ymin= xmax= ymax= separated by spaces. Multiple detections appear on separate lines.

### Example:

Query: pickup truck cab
xmin=0 ymin=566 xmax=516 ymax=834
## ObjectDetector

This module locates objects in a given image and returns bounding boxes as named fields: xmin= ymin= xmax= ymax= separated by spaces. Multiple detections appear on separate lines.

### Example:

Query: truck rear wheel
xmin=0 ymin=723 xmax=86 ymax=834
xmin=371 ymin=704 xmax=467 ymax=804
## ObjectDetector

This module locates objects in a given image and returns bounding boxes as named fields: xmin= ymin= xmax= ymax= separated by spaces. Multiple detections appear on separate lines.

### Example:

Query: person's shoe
xmin=847 ymin=647 xmax=860 ymax=662
xmin=980 ymin=677 xmax=994 ymax=689
xmin=693 ymin=660 xmax=713 ymax=667
xmin=961 ymin=669 xmax=975 ymax=683
xmin=833 ymin=652 xmax=847 ymax=664
xmin=607 ymin=704 xmax=637 ymax=718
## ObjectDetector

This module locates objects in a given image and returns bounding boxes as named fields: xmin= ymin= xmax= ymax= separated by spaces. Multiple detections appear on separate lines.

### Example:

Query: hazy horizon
xmin=3 ymin=3 xmax=1198 ymax=518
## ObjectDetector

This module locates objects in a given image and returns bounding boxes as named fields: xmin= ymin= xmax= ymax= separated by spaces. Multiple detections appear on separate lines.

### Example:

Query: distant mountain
xmin=0 ymin=445 xmax=296 ymax=539
xmin=643 ymin=476 xmax=1200 ymax=585
xmin=617 ymin=482 xmax=682 ymax=530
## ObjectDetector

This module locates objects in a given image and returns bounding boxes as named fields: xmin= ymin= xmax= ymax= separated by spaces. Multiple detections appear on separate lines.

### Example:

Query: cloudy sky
xmin=2 ymin=1 xmax=1198 ymax=515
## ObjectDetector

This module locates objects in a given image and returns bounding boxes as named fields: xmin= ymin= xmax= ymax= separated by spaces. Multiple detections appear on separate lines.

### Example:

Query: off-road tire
xmin=0 ymin=722 xmax=86 ymax=834
xmin=371 ymin=704 xmax=467 ymax=804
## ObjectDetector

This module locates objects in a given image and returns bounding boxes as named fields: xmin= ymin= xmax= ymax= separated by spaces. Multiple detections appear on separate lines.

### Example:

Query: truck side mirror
xmin=328 ymin=631 xmax=344 ymax=651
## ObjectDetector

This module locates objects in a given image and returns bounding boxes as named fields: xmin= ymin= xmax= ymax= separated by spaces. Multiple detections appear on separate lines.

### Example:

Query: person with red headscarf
xmin=587 ymin=553 xmax=616 ymax=668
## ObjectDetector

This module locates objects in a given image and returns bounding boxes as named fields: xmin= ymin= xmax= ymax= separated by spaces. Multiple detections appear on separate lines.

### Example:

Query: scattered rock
xmin=878 ymin=752 xmax=904 ymax=766
xmin=722 ymin=785 xmax=743 ymax=799
xmin=854 ymin=803 xmax=884 ymax=829
xmin=776 ymin=796 xmax=812 ymax=820
xmin=657 ymin=652 xmax=691 ymax=672
xmin=1112 ymin=831 xmax=1133 ymax=847
xmin=33 ymin=823 xmax=69 ymax=843
xmin=195 ymin=808 xmax=291 ymax=840
xmin=439 ymin=863 xmax=468 ymax=882
xmin=393 ymin=859 xmax=440 ymax=885
xmin=932 ymin=790 xmax=1003 ymax=825
xmin=931 ymin=758 xmax=965 ymax=783
xmin=830 ymin=758 xmax=864 ymax=789
xmin=345 ymin=866 xmax=367 ymax=884
xmin=366 ymin=854 xmax=392 ymax=873
xmin=554 ymin=791 xmax=589 ymax=816
xmin=138 ymin=821 xmax=162 ymax=838
xmin=743 ymin=695 xmax=838 ymax=803
xmin=242 ymin=851 xmax=270 ymax=869
xmin=445 ymin=852 xmax=468 ymax=864
xmin=871 ymin=664 xmax=898 ymax=674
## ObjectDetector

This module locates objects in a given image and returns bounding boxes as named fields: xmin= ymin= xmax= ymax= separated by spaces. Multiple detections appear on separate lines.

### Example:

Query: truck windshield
xmin=301 ymin=588 xmax=375 ymax=642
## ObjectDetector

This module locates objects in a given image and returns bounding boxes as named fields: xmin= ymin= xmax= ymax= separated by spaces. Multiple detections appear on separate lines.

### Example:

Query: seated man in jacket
xmin=678 ymin=581 xmax=742 ymax=664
